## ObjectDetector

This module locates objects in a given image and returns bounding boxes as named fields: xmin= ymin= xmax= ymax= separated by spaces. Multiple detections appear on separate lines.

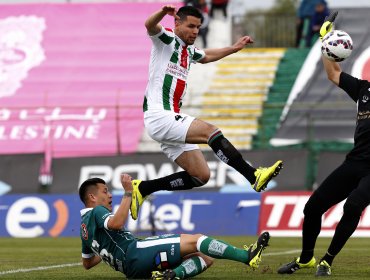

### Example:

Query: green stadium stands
xmin=253 ymin=48 xmax=310 ymax=149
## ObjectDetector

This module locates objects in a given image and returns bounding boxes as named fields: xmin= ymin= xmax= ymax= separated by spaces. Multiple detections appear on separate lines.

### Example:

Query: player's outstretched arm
xmin=322 ymin=55 xmax=341 ymax=86
xmin=145 ymin=5 xmax=180 ymax=36
xmin=320 ymin=11 xmax=341 ymax=86
xmin=107 ymin=174 xmax=133 ymax=230
xmin=200 ymin=36 xmax=253 ymax=64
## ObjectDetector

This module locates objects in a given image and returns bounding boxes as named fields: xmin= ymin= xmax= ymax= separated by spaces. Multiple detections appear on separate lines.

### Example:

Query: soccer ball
xmin=321 ymin=30 xmax=353 ymax=62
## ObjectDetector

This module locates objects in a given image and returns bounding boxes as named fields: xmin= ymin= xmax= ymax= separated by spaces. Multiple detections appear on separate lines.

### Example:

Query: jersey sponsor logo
xmin=357 ymin=110 xmax=370 ymax=120
xmin=166 ymin=62 xmax=188 ymax=81
xmin=81 ymin=223 xmax=88 ymax=240
xmin=259 ymin=192 xmax=370 ymax=236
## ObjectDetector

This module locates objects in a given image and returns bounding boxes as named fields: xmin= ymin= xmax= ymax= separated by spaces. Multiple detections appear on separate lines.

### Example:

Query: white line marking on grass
xmin=265 ymin=249 xmax=301 ymax=256
xmin=0 ymin=262 xmax=81 ymax=275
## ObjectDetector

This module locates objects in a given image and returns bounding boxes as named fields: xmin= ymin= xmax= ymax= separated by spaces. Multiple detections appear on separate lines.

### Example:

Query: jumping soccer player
xmin=130 ymin=4 xmax=282 ymax=220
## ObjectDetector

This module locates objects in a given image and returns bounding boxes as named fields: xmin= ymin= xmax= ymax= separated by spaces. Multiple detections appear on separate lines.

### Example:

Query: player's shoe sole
xmin=151 ymin=269 xmax=179 ymax=280
xmin=130 ymin=180 xmax=146 ymax=220
xmin=245 ymin=231 xmax=270 ymax=269
xmin=316 ymin=260 xmax=331 ymax=276
xmin=277 ymin=257 xmax=316 ymax=274
xmin=252 ymin=160 xmax=283 ymax=192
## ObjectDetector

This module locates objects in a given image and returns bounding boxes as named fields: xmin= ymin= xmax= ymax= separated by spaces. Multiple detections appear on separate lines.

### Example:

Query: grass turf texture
xmin=1 ymin=236 xmax=370 ymax=279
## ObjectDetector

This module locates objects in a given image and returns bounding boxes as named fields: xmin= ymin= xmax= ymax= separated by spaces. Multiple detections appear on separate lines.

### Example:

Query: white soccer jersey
xmin=143 ymin=26 xmax=206 ymax=113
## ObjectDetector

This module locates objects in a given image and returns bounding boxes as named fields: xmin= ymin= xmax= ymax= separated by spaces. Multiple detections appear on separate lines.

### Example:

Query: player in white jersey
xmin=130 ymin=5 xmax=283 ymax=220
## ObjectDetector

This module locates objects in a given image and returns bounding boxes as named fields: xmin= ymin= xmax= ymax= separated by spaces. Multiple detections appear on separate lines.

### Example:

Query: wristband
xmin=124 ymin=192 xmax=132 ymax=198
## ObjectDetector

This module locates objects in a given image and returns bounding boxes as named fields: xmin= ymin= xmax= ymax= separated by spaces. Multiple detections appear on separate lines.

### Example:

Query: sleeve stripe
xmin=193 ymin=51 xmax=204 ymax=61
xmin=104 ymin=214 xmax=114 ymax=230
xmin=158 ymin=32 xmax=174 ymax=44
xmin=150 ymin=26 xmax=174 ymax=45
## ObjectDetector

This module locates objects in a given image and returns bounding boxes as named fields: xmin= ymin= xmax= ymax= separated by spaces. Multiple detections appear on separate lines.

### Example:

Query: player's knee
xmin=190 ymin=172 xmax=210 ymax=186
xmin=194 ymin=233 xmax=204 ymax=239
xmin=193 ymin=233 xmax=205 ymax=250
xmin=304 ymin=195 xmax=325 ymax=217
xmin=201 ymin=255 xmax=214 ymax=267
xmin=197 ymin=173 xmax=210 ymax=185
xmin=343 ymin=200 xmax=364 ymax=217
xmin=207 ymin=125 xmax=220 ymax=136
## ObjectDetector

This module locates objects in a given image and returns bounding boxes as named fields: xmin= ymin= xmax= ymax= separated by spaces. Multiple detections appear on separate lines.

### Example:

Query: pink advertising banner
xmin=0 ymin=3 xmax=176 ymax=157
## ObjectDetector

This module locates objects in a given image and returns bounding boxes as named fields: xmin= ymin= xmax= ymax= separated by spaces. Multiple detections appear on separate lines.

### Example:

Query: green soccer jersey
xmin=80 ymin=206 xmax=136 ymax=274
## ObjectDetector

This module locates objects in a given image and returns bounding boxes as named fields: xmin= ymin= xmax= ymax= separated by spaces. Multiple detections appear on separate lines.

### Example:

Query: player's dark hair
xmin=177 ymin=6 xmax=204 ymax=23
xmin=79 ymin=177 xmax=106 ymax=204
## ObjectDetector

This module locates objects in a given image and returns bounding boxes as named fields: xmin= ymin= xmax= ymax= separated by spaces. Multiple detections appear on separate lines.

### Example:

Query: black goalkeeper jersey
xmin=339 ymin=72 xmax=370 ymax=162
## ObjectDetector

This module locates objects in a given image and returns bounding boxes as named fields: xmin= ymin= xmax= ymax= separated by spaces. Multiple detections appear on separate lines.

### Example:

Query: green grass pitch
xmin=1 ymin=236 xmax=369 ymax=279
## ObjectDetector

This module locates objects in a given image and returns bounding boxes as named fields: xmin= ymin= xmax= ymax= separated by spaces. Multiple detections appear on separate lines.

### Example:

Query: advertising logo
xmin=78 ymin=161 xmax=252 ymax=191
xmin=259 ymin=192 xmax=370 ymax=237
xmin=1 ymin=196 xmax=71 ymax=237
xmin=0 ymin=192 xmax=260 ymax=237
xmin=0 ymin=16 xmax=46 ymax=98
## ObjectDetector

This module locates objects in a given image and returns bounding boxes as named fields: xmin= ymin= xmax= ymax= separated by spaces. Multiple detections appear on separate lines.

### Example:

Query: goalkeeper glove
xmin=320 ymin=10 xmax=338 ymax=40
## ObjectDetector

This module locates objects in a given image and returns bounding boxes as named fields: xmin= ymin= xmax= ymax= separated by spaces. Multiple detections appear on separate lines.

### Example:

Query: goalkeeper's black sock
xmin=321 ymin=252 xmax=335 ymax=266
xmin=299 ymin=250 xmax=314 ymax=264
xmin=138 ymin=171 xmax=205 ymax=197
xmin=208 ymin=129 xmax=256 ymax=183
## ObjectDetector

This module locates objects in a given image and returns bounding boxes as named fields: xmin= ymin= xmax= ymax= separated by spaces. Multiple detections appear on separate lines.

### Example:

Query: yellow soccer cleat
xmin=245 ymin=231 xmax=270 ymax=269
xmin=130 ymin=180 xmax=147 ymax=220
xmin=277 ymin=257 xmax=316 ymax=274
xmin=316 ymin=260 xmax=331 ymax=276
xmin=151 ymin=270 xmax=179 ymax=280
xmin=251 ymin=160 xmax=283 ymax=192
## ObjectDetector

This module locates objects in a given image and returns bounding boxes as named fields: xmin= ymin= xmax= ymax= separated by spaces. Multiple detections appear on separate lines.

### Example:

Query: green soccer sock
xmin=173 ymin=256 xmax=207 ymax=279
xmin=197 ymin=236 xmax=248 ymax=263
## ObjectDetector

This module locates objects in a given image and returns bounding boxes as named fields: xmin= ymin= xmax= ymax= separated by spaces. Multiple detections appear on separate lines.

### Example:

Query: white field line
xmin=264 ymin=249 xmax=301 ymax=256
xmin=0 ymin=262 xmax=81 ymax=275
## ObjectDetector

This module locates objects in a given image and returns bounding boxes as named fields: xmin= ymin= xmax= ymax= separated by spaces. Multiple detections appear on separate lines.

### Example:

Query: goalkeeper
xmin=278 ymin=11 xmax=370 ymax=277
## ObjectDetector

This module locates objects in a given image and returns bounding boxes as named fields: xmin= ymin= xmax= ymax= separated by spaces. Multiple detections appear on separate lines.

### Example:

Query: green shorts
xmin=124 ymin=234 xmax=182 ymax=279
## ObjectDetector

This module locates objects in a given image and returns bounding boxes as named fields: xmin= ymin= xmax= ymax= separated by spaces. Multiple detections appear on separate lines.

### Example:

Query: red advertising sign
xmin=259 ymin=191 xmax=370 ymax=237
